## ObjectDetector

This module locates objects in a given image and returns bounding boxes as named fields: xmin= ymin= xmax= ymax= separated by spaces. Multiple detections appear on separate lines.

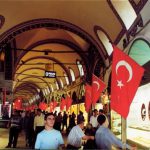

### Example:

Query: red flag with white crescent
xmin=66 ymin=96 xmax=73 ymax=111
xmin=14 ymin=98 xmax=22 ymax=110
xmin=85 ymin=84 xmax=92 ymax=112
xmin=39 ymin=102 xmax=47 ymax=110
xmin=111 ymin=45 xmax=144 ymax=118
xmin=92 ymin=74 xmax=106 ymax=105
xmin=60 ymin=97 xmax=66 ymax=111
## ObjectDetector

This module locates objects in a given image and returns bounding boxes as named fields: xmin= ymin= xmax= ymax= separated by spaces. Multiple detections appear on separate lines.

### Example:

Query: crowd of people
xmin=5 ymin=108 xmax=135 ymax=150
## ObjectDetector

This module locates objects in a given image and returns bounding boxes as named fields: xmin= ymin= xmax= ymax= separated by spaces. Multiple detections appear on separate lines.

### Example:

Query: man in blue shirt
xmin=95 ymin=114 xmax=133 ymax=150
xmin=35 ymin=112 xmax=64 ymax=149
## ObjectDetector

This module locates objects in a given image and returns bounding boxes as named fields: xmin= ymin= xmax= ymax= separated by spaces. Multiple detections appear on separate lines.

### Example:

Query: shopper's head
xmin=93 ymin=109 xmax=98 ymax=116
xmin=44 ymin=113 xmax=55 ymax=129
xmin=37 ymin=108 xmax=42 ymax=116
xmin=97 ymin=114 xmax=109 ymax=127
xmin=79 ymin=111 xmax=83 ymax=115
xmin=77 ymin=118 xmax=85 ymax=129
xmin=14 ymin=110 xmax=20 ymax=116
xmin=99 ymin=109 xmax=104 ymax=114
xmin=77 ymin=118 xmax=85 ymax=125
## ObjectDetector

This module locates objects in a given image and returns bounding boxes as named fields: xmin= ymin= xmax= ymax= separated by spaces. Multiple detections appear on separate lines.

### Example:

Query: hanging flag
xmin=49 ymin=101 xmax=58 ymax=112
xmin=31 ymin=105 xmax=36 ymax=111
xmin=66 ymin=96 xmax=73 ymax=111
xmin=60 ymin=97 xmax=66 ymax=111
xmin=53 ymin=101 xmax=58 ymax=110
xmin=3 ymin=88 xmax=6 ymax=105
xmin=49 ymin=102 xmax=54 ymax=112
xmin=111 ymin=45 xmax=144 ymax=118
xmin=39 ymin=102 xmax=43 ymax=110
xmin=39 ymin=102 xmax=48 ymax=111
xmin=85 ymin=84 xmax=92 ymax=112
xmin=14 ymin=98 xmax=22 ymax=110
xmin=92 ymin=74 xmax=106 ymax=105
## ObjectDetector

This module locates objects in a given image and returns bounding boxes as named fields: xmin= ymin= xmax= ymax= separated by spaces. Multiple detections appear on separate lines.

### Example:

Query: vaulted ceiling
xmin=0 ymin=0 xmax=145 ymax=103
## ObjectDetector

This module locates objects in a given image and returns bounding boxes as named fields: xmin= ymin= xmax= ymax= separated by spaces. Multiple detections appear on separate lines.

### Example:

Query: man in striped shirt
xmin=6 ymin=110 xmax=22 ymax=148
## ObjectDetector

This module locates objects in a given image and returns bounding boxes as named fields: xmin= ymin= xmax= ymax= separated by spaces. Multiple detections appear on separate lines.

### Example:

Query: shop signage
xmin=44 ymin=71 xmax=56 ymax=78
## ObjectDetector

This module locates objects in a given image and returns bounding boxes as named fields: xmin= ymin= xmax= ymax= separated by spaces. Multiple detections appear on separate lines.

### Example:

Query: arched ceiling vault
xmin=0 ymin=0 xmax=143 ymax=102
xmin=13 ymin=82 xmax=41 ymax=100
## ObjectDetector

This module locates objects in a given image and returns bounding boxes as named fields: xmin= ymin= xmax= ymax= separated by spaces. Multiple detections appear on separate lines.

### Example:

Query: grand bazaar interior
xmin=0 ymin=0 xmax=150 ymax=149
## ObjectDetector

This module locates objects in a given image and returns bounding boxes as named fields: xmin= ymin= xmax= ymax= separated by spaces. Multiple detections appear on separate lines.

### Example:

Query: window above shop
xmin=96 ymin=30 xmax=113 ymax=56
xmin=69 ymin=68 xmax=75 ymax=82
xmin=77 ymin=60 xmax=84 ymax=76
xmin=129 ymin=39 xmax=150 ymax=66
xmin=111 ymin=0 xmax=137 ymax=29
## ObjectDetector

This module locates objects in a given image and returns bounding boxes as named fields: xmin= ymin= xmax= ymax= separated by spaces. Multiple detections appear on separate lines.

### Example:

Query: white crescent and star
xmin=93 ymin=81 xmax=100 ymax=91
xmin=115 ymin=60 xmax=133 ymax=89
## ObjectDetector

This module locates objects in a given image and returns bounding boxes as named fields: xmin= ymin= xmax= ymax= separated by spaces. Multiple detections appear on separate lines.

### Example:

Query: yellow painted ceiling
xmin=0 ymin=0 xmax=128 ymax=102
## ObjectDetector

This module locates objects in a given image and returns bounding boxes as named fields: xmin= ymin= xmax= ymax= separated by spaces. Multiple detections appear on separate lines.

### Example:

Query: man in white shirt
xmin=67 ymin=118 xmax=94 ymax=149
xmin=90 ymin=109 xmax=98 ymax=129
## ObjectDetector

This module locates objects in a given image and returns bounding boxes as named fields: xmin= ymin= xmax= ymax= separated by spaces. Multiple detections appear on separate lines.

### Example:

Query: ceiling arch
xmin=15 ymin=39 xmax=88 ymax=68
xmin=13 ymin=81 xmax=42 ymax=100
xmin=14 ymin=85 xmax=38 ymax=96
xmin=15 ymin=56 xmax=72 ymax=83
xmin=0 ymin=18 xmax=106 ymax=66
xmin=0 ymin=1 xmax=144 ymax=103
xmin=14 ymin=76 xmax=49 ymax=95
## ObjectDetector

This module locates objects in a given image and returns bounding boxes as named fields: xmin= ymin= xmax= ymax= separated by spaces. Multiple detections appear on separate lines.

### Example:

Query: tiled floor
xmin=0 ymin=128 xmax=29 ymax=149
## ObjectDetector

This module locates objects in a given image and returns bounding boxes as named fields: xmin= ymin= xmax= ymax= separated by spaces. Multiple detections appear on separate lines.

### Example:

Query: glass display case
xmin=127 ymin=83 xmax=150 ymax=149
xmin=111 ymin=110 xmax=122 ymax=139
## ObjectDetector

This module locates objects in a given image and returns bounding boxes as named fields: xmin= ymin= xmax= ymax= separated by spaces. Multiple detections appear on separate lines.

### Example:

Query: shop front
xmin=105 ymin=37 xmax=150 ymax=149
xmin=127 ymin=83 xmax=150 ymax=149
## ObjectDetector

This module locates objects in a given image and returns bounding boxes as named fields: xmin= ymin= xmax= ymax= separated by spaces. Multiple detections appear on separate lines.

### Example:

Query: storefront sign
xmin=44 ymin=71 xmax=56 ymax=78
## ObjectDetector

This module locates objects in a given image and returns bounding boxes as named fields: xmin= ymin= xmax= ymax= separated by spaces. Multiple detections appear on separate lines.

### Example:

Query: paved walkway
xmin=0 ymin=128 xmax=29 ymax=149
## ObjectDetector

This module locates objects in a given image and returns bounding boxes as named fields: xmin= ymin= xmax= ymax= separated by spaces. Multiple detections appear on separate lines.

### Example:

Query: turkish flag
xmin=39 ymin=102 xmax=48 ymax=110
xmin=92 ymin=74 xmax=106 ymax=105
xmin=85 ymin=84 xmax=92 ymax=112
xmin=49 ymin=101 xmax=58 ymax=112
xmin=66 ymin=96 xmax=73 ymax=111
xmin=31 ymin=105 xmax=36 ymax=110
xmin=60 ymin=98 xmax=66 ymax=111
xmin=14 ymin=98 xmax=22 ymax=110
xmin=49 ymin=102 xmax=54 ymax=112
xmin=3 ymin=88 xmax=6 ymax=105
xmin=111 ymin=45 xmax=144 ymax=118
xmin=39 ymin=102 xmax=43 ymax=110
xmin=53 ymin=101 xmax=58 ymax=109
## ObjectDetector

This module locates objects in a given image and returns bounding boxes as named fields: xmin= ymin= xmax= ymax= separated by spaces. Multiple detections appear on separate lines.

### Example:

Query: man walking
xmin=35 ymin=113 xmax=65 ymax=149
